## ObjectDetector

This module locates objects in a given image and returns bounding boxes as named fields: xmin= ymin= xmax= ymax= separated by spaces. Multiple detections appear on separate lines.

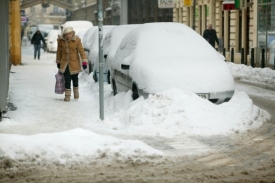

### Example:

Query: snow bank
xmin=0 ymin=128 xmax=162 ymax=166
xmin=227 ymin=62 xmax=275 ymax=87
xmin=104 ymin=89 xmax=270 ymax=137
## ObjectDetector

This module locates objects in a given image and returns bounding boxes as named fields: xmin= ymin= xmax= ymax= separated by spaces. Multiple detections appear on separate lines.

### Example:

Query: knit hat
xmin=63 ymin=26 xmax=75 ymax=35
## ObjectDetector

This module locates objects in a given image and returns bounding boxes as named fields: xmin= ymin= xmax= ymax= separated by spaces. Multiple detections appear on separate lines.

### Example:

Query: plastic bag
xmin=55 ymin=72 xmax=65 ymax=94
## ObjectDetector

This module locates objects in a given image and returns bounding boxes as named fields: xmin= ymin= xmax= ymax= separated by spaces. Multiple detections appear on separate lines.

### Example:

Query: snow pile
xmin=227 ymin=62 xmax=275 ymax=86
xmin=0 ymin=128 xmax=162 ymax=167
xmin=104 ymin=89 xmax=270 ymax=137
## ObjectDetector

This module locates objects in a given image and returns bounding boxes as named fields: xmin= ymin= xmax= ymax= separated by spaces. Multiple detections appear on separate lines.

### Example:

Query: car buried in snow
xmin=92 ymin=24 xmax=140 ymax=84
xmin=84 ymin=25 xmax=116 ymax=75
xmin=110 ymin=22 xmax=235 ymax=104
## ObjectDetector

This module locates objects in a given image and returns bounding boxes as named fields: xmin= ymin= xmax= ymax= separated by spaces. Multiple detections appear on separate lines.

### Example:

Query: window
xmin=53 ymin=6 xmax=58 ymax=13
xmin=30 ymin=6 xmax=35 ymax=13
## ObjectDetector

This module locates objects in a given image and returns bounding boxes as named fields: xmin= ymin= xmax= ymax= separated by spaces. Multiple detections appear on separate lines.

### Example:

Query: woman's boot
xmin=64 ymin=89 xmax=71 ymax=102
xmin=73 ymin=87 xmax=79 ymax=99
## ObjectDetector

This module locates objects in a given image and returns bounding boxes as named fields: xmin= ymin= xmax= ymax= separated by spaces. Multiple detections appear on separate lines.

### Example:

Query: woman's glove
xmin=57 ymin=63 xmax=60 ymax=69
xmin=83 ymin=62 xmax=87 ymax=70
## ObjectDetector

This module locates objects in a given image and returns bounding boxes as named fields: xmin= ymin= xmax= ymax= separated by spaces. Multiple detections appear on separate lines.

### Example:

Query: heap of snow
xmin=0 ymin=128 xmax=163 ymax=166
xmin=227 ymin=62 xmax=275 ymax=86
xmin=104 ymin=88 xmax=270 ymax=137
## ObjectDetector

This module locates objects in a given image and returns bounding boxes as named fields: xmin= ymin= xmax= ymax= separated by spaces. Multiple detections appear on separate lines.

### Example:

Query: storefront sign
xmin=235 ymin=0 xmax=247 ymax=9
xmin=183 ymin=0 xmax=193 ymax=7
xmin=158 ymin=0 xmax=175 ymax=8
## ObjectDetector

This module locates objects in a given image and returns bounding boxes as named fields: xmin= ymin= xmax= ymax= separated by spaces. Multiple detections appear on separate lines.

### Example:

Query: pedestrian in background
xmin=203 ymin=24 xmax=219 ymax=48
xmin=21 ymin=26 xmax=24 ymax=41
xmin=31 ymin=30 xmax=46 ymax=60
xmin=56 ymin=26 xmax=88 ymax=102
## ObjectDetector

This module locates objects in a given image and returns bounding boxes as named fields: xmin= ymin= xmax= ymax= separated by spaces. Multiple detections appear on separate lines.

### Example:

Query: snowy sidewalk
xmin=0 ymin=44 xmax=271 ymax=165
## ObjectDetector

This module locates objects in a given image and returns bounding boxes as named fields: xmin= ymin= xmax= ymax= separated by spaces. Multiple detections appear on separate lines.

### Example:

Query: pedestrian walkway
xmin=0 ymin=43 xmax=100 ymax=135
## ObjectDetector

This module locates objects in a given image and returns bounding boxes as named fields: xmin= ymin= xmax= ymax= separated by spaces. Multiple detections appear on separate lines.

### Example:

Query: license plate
xmin=197 ymin=93 xmax=209 ymax=99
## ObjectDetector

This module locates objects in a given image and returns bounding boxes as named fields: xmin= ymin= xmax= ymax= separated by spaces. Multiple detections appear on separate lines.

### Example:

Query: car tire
xmin=88 ymin=62 xmax=92 ymax=74
xmin=93 ymin=71 xmax=98 ymax=82
xmin=112 ymin=79 xmax=117 ymax=96
xmin=107 ymin=71 xmax=111 ymax=84
xmin=132 ymin=84 xmax=139 ymax=100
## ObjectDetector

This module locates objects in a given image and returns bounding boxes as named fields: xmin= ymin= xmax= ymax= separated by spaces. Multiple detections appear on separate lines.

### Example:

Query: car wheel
xmin=88 ymin=62 xmax=92 ymax=74
xmin=107 ymin=71 xmax=111 ymax=84
xmin=93 ymin=71 xmax=98 ymax=82
xmin=112 ymin=79 xmax=117 ymax=96
xmin=132 ymin=84 xmax=139 ymax=100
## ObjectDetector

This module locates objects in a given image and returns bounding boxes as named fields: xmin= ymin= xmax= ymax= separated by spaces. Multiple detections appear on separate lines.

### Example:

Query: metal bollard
xmin=261 ymin=48 xmax=265 ymax=68
xmin=223 ymin=48 xmax=226 ymax=61
xmin=241 ymin=48 xmax=244 ymax=64
xmin=231 ymin=47 xmax=234 ymax=63
xmin=251 ymin=48 xmax=254 ymax=68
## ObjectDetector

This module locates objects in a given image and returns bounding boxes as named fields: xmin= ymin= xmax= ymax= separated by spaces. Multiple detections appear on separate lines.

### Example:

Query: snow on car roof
xmin=103 ymin=24 xmax=140 ymax=64
xmin=87 ymin=26 xmax=116 ymax=63
xmin=82 ymin=26 xmax=98 ymax=49
xmin=112 ymin=22 xmax=234 ymax=93
xmin=62 ymin=21 xmax=93 ymax=35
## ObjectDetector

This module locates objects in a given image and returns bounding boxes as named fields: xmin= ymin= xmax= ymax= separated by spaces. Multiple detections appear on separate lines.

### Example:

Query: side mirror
xmin=84 ymin=48 xmax=90 ymax=53
xmin=104 ymin=54 xmax=107 ymax=59
xmin=121 ymin=64 xmax=130 ymax=70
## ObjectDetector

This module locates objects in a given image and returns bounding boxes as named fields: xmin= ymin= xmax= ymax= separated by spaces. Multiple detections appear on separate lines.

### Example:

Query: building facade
xmin=25 ymin=4 xmax=66 ymax=27
xmin=174 ymin=0 xmax=274 ymax=68
xmin=70 ymin=0 xmax=173 ymax=25
xmin=62 ymin=0 xmax=274 ymax=68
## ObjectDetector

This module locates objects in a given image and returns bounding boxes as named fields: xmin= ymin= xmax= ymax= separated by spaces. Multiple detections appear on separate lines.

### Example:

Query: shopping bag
xmin=55 ymin=72 xmax=65 ymax=94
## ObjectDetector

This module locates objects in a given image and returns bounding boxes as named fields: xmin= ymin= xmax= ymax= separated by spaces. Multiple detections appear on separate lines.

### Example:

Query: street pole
xmin=193 ymin=0 xmax=196 ymax=30
xmin=98 ymin=0 xmax=104 ymax=120
xmin=0 ymin=0 xmax=9 ymax=121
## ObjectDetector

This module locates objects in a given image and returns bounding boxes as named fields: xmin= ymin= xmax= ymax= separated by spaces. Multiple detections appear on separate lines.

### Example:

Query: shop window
xmin=53 ymin=6 xmax=58 ymax=13
xmin=30 ymin=6 xmax=35 ymax=13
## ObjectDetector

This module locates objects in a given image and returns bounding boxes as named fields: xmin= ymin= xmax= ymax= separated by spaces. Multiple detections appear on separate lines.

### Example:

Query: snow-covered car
xmin=61 ymin=21 xmax=93 ymax=37
xmin=93 ymin=24 xmax=140 ymax=83
xmin=82 ymin=26 xmax=98 ymax=49
xmin=46 ymin=30 xmax=60 ymax=53
xmin=85 ymin=25 xmax=116 ymax=74
xmin=110 ymin=22 xmax=235 ymax=104
xmin=82 ymin=26 xmax=98 ymax=72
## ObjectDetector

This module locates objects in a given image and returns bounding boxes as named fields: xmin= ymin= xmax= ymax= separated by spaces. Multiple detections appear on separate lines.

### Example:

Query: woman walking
xmin=56 ymin=26 xmax=88 ymax=102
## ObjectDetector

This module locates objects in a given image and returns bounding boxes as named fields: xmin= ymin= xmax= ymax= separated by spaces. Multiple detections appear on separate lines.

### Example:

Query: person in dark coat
xmin=21 ymin=26 xmax=24 ymax=41
xmin=31 ymin=30 xmax=46 ymax=60
xmin=203 ymin=24 xmax=219 ymax=48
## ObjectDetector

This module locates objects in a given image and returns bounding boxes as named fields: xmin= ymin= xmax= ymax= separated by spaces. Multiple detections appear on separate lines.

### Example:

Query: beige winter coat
xmin=56 ymin=34 xmax=88 ymax=75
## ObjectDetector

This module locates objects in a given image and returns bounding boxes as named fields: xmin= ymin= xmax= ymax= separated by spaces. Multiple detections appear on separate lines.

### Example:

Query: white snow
xmin=87 ymin=26 xmax=116 ymax=65
xmin=103 ymin=24 xmax=140 ymax=66
xmin=0 ymin=128 xmax=162 ymax=164
xmin=112 ymin=23 xmax=234 ymax=93
xmin=61 ymin=20 xmax=93 ymax=36
xmin=227 ymin=62 xmax=275 ymax=87
xmin=0 ymin=33 xmax=272 ymax=165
